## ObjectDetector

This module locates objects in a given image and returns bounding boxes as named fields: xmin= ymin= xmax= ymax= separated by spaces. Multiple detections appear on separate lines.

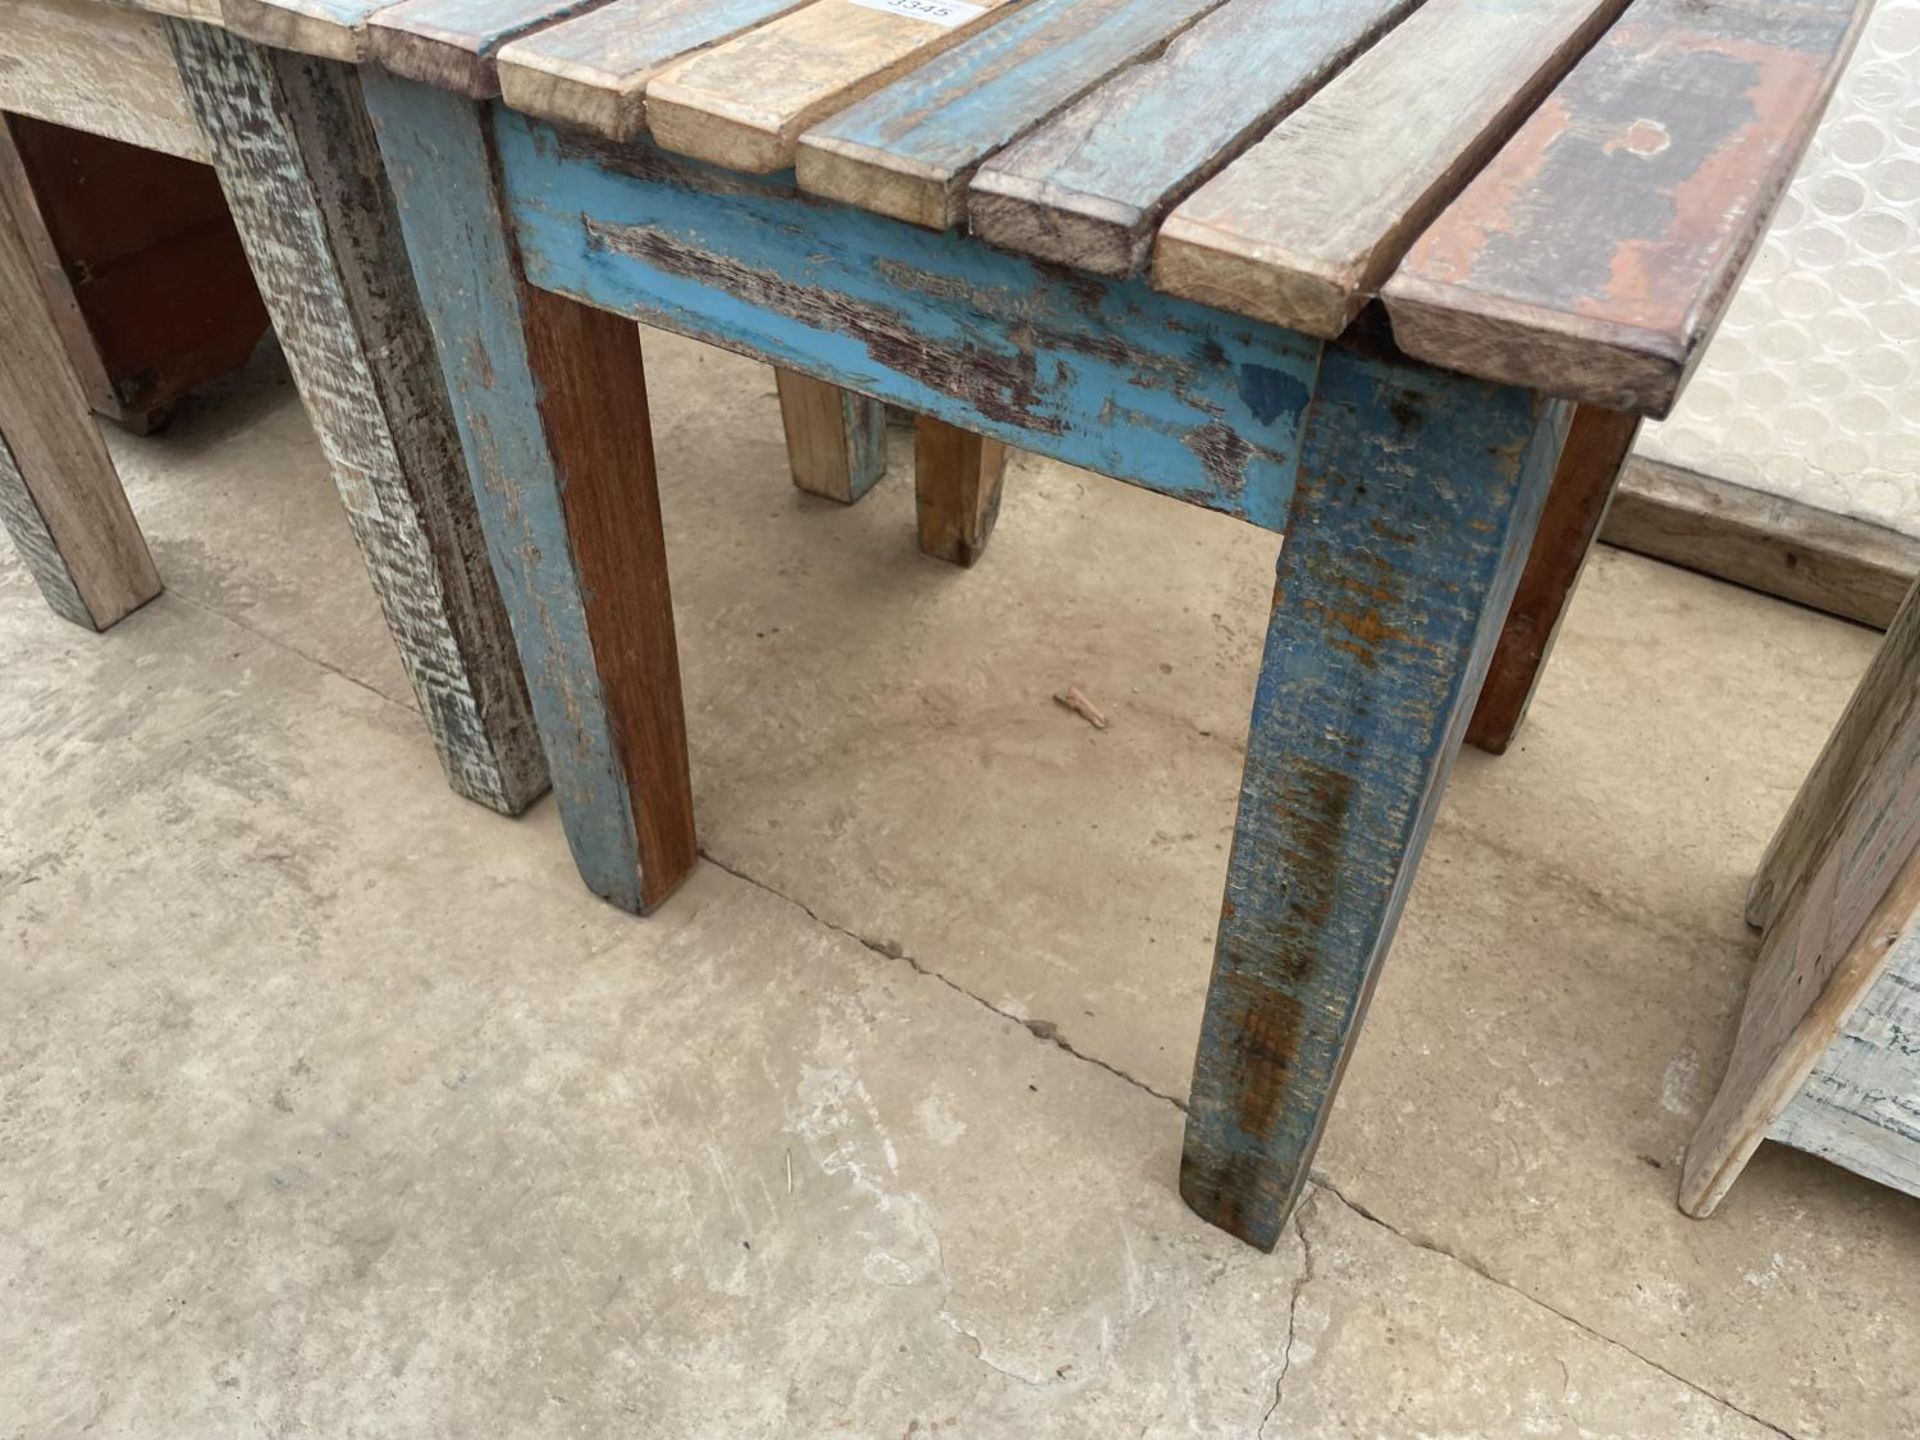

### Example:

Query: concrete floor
xmin=4 ymin=330 xmax=1916 ymax=1438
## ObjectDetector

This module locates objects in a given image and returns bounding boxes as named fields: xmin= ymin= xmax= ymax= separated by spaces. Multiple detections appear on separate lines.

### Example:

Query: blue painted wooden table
xmin=217 ymin=0 xmax=1868 ymax=1250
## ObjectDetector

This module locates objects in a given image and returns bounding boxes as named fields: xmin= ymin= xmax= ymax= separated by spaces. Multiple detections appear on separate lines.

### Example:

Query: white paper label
xmin=849 ymin=0 xmax=985 ymax=27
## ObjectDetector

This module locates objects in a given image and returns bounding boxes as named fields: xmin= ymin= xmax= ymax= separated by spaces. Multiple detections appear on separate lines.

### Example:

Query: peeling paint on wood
xmin=496 ymin=111 xmax=1320 ymax=532
xmin=1181 ymin=347 xmax=1568 ymax=1249
xmin=1385 ymin=0 xmax=1874 ymax=414
xmin=173 ymin=23 xmax=546 ymax=814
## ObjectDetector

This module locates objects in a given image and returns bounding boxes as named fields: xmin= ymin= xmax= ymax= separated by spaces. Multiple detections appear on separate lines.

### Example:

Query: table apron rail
xmin=494 ymin=106 xmax=1328 ymax=534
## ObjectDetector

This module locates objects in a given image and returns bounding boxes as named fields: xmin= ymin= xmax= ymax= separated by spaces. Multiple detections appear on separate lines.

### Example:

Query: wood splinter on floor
xmin=1053 ymin=685 xmax=1109 ymax=730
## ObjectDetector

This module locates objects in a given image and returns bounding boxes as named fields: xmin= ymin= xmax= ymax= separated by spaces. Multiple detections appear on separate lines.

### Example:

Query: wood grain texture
xmin=1466 ymin=404 xmax=1638 ymax=755
xmin=1772 ymin=920 xmax=1920 ymax=1199
xmin=1601 ymin=458 xmax=1918 ymax=634
xmin=0 ymin=159 xmax=159 ymax=630
xmin=1748 ymin=581 xmax=1920 ymax=935
xmin=0 ymin=0 xmax=206 ymax=161
xmin=501 ymin=116 xmax=1321 ymax=533
xmin=521 ymin=283 xmax=697 ymax=909
xmin=644 ymin=0 xmax=1029 ymax=175
xmin=1682 ymin=773 xmax=1920 ymax=1218
xmin=1385 ymin=0 xmax=1872 ymax=415
xmin=1181 ymin=347 xmax=1568 ymax=1250
xmin=368 ymin=0 xmax=605 ymax=98
xmin=968 ymin=0 xmax=1416 ymax=275
xmin=174 ymin=24 xmax=548 ymax=814
xmin=794 ymin=0 xmax=1232 ymax=230
xmin=362 ymin=70 xmax=690 ymax=910
xmin=123 ymin=0 xmax=227 ymax=23
xmin=913 ymin=415 xmax=1004 ymax=565
xmin=219 ymin=0 xmax=386 ymax=62
xmin=1155 ymin=0 xmax=1628 ymax=338
xmin=775 ymin=369 xmax=888 ymax=503
xmin=496 ymin=0 xmax=813 ymax=141
xmin=4 ymin=115 xmax=269 ymax=431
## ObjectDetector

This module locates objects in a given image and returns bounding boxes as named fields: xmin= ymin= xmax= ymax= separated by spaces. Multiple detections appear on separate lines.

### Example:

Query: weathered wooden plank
xmin=775 ymin=370 xmax=889 ymax=504
xmin=914 ymin=415 xmax=1004 ymax=565
xmin=1181 ymin=348 xmax=1568 ymax=1251
xmin=0 ymin=134 xmax=160 ymax=631
xmin=1466 ymin=405 xmax=1638 ymax=755
xmin=500 ymin=115 xmax=1322 ymax=533
xmin=3 ymin=114 xmax=271 ymax=433
xmin=1772 ymin=931 xmax=1920 ymax=1200
xmin=495 ymin=0 xmax=813 ymax=141
xmin=1748 ymin=582 xmax=1920 ymax=933
xmin=1154 ymin=0 xmax=1628 ymax=338
xmin=1385 ymin=0 xmax=1872 ymax=415
xmin=173 ymin=24 xmax=548 ymax=814
xmin=795 ymin=0 xmax=1233 ymax=231
xmin=123 ymin=0 xmax=227 ymax=23
xmin=1682 ymin=834 xmax=1920 ymax=1217
xmin=219 ymin=0 xmax=384 ymax=62
xmin=368 ymin=0 xmax=606 ymax=98
xmin=969 ymin=0 xmax=1416 ymax=275
xmin=644 ymin=0 xmax=1029 ymax=175
xmin=0 ymin=0 xmax=206 ymax=161
xmin=1603 ymin=457 xmax=1920 ymax=635
xmin=362 ymin=71 xmax=695 ymax=910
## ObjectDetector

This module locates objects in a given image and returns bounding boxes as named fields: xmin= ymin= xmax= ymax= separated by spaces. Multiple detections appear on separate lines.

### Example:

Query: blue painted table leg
xmin=360 ymin=71 xmax=696 ymax=914
xmin=1181 ymin=346 xmax=1570 ymax=1250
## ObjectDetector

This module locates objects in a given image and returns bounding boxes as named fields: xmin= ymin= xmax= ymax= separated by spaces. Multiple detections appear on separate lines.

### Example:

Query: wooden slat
xmin=1384 ymin=0 xmax=1871 ymax=416
xmin=644 ymin=0 xmax=1030 ymax=175
xmin=219 ymin=0 xmax=385 ymax=62
xmin=795 ymin=0 xmax=1231 ymax=230
xmin=968 ymin=0 xmax=1415 ymax=275
xmin=1602 ymin=457 xmax=1920 ymax=634
xmin=0 ymin=0 xmax=207 ymax=162
xmin=124 ymin=0 xmax=227 ymax=23
xmin=368 ymin=0 xmax=604 ymax=98
xmin=1154 ymin=0 xmax=1628 ymax=338
xmin=496 ymin=0 xmax=813 ymax=140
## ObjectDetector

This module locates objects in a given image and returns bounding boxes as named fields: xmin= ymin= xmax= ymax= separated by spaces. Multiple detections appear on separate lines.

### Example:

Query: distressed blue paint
xmin=495 ymin=110 xmax=1320 ymax=532
xmin=799 ymin=0 xmax=1230 ymax=207
xmin=1181 ymin=345 xmax=1570 ymax=1251
xmin=373 ymin=0 xmax=604 ymax=60
xmin=360 ymin=70 xmax=645 ymax=913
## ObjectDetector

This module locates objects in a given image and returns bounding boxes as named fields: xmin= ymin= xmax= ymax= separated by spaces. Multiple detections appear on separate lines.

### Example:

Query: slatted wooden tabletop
xmin=218 ymin=0 xmax=1874 ymax=416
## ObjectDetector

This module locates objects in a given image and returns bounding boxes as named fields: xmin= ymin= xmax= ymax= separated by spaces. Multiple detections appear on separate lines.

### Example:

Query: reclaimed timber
xmin=1681 ymin=607 xmax=1920 ymax=1214
xmin=0 ymin=0 xmax=207 ymax=161
xmin=1771 ymin=929 xmax=1920 ymax=1199
xmin=368 ymin=0 xmax=605 ymax=98
xmin=644 ymin=0 xmax=1028 ymax=175
xmin=1466 ymin=405 xmax=1638 ymax=755
xmin=1155 ymin=0 xmax=1628 ymax=339
xmin=1384 ymin=0 xmax=1872 ymax=415
xmin=363 ymin=71 xmax=696 ymax=910
xmin=3 ymin=115 xmax=269 ymax=432
xmin=126 ymin=0 xmax=227 ymax=22
xmin=795 ymin=0 xmax=1232 ymax=231
xmin=0 ymin=165 xmax=159 ymax=630
xmin=174 ymin=24 xmax=548 ymax=814
xmin=500 ymin=115 xmax=1321 ymax=533
xmin=969 ymin=0 xmax=1415 ymax=275
xmin=1602 ymin=457 xmax=1918 ymax=633
xmin=1748 ymin=582 xmax=1920 ymax=934
xmin=495 ymin=0 xmax=813 ymax=141
xmin=219 ymin=0 xmax=384 ymax=61
xmin=1183 ymin=350 xmax=1568 ymax=1250
xmin=914 ymin=416 xmax=1004 ymax=566
xmin=775 ymin=370 xmax=889 ymax=504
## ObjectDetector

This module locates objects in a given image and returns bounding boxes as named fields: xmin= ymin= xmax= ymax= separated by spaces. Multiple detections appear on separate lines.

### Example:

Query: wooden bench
xmin=218 ymin=0 xmax=1867 ymax=1249
xmin=1683 ymin=577 xmax=1920 ymax=1215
